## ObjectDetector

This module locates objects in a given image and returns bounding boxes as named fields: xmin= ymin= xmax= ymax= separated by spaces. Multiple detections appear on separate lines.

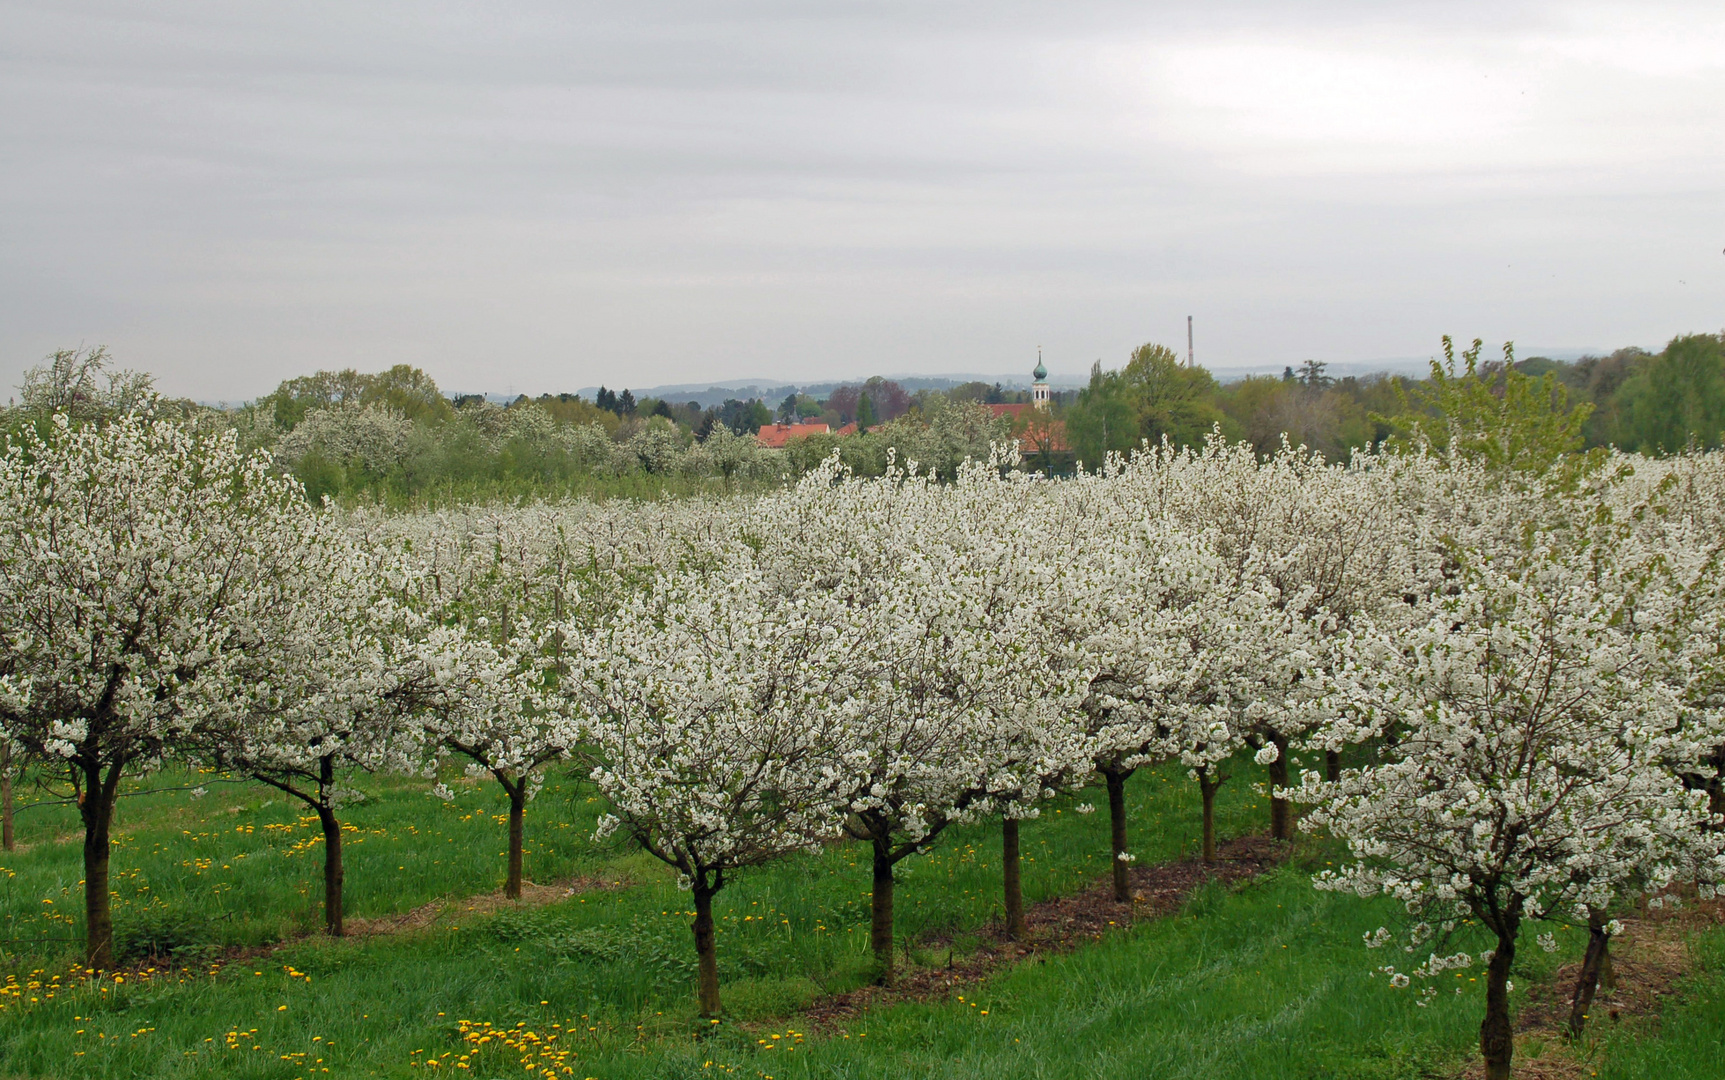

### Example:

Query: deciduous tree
xmin=0 ymin=414 xmax=332 ymax=965
xmin=571 ymin=566 xmax=848 ymax=1015
xmin=1300 ymin=520 xmax=1724 ymax=1080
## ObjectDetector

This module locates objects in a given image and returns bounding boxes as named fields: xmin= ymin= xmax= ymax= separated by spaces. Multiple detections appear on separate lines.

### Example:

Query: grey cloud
xmin=2 ymin=1 xmax=1721 ymax=400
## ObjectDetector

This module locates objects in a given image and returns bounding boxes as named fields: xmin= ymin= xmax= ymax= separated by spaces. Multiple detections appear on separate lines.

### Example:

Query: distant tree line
xmin=8 ymin=330 xmax=1723 ymax=505
xmin=1059 ymin=332 xmax=1725 ymax=467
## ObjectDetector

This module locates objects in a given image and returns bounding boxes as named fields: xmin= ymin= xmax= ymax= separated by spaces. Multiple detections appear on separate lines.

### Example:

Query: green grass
xmin=0 ymin=769 xmax=615 ymax=955
xmin=1591 ymin=929 xmax=1725 ymax=1079
xmin=0 ymin=754 xmax=1718 ymax=1078
xmin=662 ymin=870 xmax=1484 ymax=1080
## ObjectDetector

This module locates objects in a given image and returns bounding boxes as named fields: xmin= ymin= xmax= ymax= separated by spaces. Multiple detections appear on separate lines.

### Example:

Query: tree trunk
xmin=1567 ymin=918 xmax=1611 ymax=1038
xmin=316 ymin=805 xmax=345 ymax=937
xmin=1267 ymin=732 xmax=1292 ymax=841
xmin=2 ymin=744 xmax=14 ymax=852
xmin=317 ymin=756 xmax=344 ymax=937
xmin=691 ymin=880 xmax=721 ymax=1017
xmin=1002 ymin=817 xmax=1024 ymax=940
xmin=505 ymin=779 xmax=526 ymax=900
xmin=1481 ymin=932 xmax=1517 ymax=1080
xmin=1198 ymin=767 xmax=1220 ymax=864
xmin=1105 ymin=768 xmax=1131 ymax=903
xmin=871 ymin=839 xmax=896 ymax=985
xmin=79 ymin=760 xmax=123 ymax=969
xmin=1325 ymin=749 xmax=1341 ymax=784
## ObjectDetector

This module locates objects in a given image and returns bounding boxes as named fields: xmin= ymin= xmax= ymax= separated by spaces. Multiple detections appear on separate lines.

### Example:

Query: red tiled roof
xmin=982 ymin=405 xmax=1069 ymax=455
xmin=1015 ymin=417 xmax=1069 ymax=455
xmin=755 ymin=422 xmax=831 ymax=448
xmin=835 ymin=422 xmax=858 ymax=436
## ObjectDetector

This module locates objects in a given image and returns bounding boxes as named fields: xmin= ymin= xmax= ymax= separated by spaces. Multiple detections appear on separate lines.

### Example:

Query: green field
xmin=0 ymin=755 xmax=1720 ymax=1079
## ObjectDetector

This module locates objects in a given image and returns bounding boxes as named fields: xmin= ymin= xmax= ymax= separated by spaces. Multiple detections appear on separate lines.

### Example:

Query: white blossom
xmin=0 ymin=412 xmax=340 ymax=964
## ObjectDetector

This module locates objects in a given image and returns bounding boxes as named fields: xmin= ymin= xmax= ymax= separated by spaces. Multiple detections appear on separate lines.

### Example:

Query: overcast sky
xmin=2 ymin=1 xmax=1721 ymax=400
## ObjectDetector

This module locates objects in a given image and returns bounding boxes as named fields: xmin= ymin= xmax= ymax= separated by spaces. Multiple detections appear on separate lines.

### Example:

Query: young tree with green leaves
xmin=1384 ymin=336 xmax=1592 ymax=472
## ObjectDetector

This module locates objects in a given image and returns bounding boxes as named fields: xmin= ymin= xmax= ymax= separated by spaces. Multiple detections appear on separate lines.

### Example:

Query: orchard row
xmin=5 ymin=412 xmax=1725 ymax=1079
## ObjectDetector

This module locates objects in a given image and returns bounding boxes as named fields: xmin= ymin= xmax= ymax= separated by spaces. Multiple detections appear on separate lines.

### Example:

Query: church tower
xmin=1032 ymin=349 xmax=1050 ymax=410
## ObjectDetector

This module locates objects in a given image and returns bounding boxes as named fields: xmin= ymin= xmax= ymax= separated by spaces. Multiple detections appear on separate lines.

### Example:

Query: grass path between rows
xmin=1 ymin=754 xmax=1724 ymax=1078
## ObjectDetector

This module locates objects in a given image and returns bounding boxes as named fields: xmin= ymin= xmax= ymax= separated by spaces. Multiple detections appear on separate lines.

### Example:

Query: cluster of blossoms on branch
xmin=4 ymin=404 xmax=1725 ymax=1079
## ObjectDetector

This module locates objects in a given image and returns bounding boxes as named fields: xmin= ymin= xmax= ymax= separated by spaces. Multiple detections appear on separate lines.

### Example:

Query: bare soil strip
xmin=341 ymin=874 xmax=632 ymax=937
xmin=803 ymin=834 xmax=1286 ymax=1026
xmin=119 ymin=874 xmax=633 ymax=970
